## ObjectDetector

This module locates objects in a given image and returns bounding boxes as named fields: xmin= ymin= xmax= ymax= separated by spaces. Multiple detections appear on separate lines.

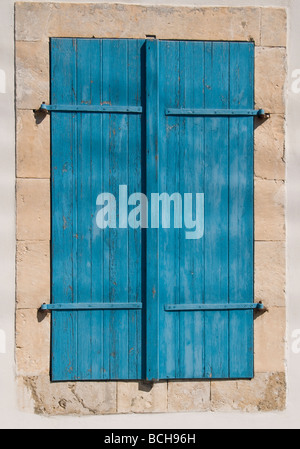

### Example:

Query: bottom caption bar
xmin=101 ymin=431 xmax=199 ymax=446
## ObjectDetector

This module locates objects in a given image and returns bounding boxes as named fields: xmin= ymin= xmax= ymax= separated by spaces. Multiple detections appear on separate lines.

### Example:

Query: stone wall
xmin=15 ymin=2 xmax=287 ymax=414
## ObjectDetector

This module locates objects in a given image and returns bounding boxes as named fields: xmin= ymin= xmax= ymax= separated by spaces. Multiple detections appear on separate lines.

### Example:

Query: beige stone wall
xmin=15 ymin=2 xmax=287 ymax=415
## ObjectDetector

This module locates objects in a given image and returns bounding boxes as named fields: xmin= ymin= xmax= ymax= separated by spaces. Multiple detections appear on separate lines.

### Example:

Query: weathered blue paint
xmin=165 ymin=108 xmax=264 ymax=116
xmin=51 ymin=38 xmax=256 ymax=381
xmin=145 ymin=40 xmax=160 ymax=381
xmin=42 ymin=303 xmax=143 ymax=311
xmin=40 ymin=103 xmax=143 ymax=113
xmin=51 ymin=38 xmax=144 ymax=381
xmin=164 ymin=304 xmax=264 ymax=312
xmin=228 ymin=42 xmax=255 ymax=378
xmin=145 ymin=41 xmax=255 ymax=380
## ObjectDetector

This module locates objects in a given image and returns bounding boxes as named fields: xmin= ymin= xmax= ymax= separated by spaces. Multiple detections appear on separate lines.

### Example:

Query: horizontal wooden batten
xmin=165 ymin=108 xmax=265 ymax=117
xmin=41 ymin=303 xmax=143 ymax=311
xmin=39 ymin=103 xmax=143 ymax=114
xmin=164 ymin=303 xmax=265 ymax=312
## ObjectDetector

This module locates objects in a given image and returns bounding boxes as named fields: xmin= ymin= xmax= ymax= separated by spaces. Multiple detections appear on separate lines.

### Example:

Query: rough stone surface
xmin=16 ymin=241 xmax=50 ymax=309
xmin=18 ymin=375 xmax=117 ymax=415
xmin=17 ymin=110 xmax=50 ymax=179
xmin=261 ymin=8 xmax=287 ymax=47
xmin=255 ymin=241 xmax=285 ymax=308
xmin=255 ymin=47 xmax=286 ymax=114
xmin=254 ymin=307 xmax=286 ymax=373
xmin=168 ymin=381 xmax=210 ymax=412
xmin=17 ymin=376 xmax=35 ymax=414
xmin=15 ymin=3 xmax=261 ymax=43
xmin=211 ymin=372 xmax=286 ymax=412
xmin=15 ymin=40 xmax=50 ymax=110
xmin=254 ymin=179 xmax=285 ymax=241
xmin=16 ymin=179 xmax=50 ymax=241
xmin=16 ymin=309 xmax=50 ymax=376
xmin=117 ymin=382 xmax=168 ymax=413
xmin=15 ymin=2 xmax=53 ymax=42
xmin=254 ymin=114 xmax=285 ymax=181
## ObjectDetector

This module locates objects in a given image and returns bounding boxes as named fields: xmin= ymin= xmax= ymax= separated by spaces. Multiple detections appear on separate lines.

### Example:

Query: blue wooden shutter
xmin=145 ymin=41 xmax=254 ymax=380
xmin=50 ymin=39 xmax=255 ymax=381
xmin=51 ymin=38 xmax=144 ymax=381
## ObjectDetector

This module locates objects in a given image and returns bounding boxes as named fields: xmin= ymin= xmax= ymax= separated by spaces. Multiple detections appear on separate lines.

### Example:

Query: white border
xmin=1 ymin=0 xmax=299 ymax=428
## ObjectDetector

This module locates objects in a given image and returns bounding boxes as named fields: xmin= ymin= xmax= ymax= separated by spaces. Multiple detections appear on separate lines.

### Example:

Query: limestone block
xmin=254 ymin=179 xmax=285 ymax=241
xmin=16 ymin=309 xmax=50 ymax=376
xmin=255 ymin=47 xmax=286 ymax=114
xmin=261 ymin=8 xmax=287 ymax=47
xmin=72 ymin=382 xmax=117 ymax=415
xmin=117 ymin=381 xmax=167 ymax=413
xmin=254 ymin=114 xmax=285 ymax=181
xmin=18 ymin=375 xmax=117 ymax=415
xmin=255 ymin=241 xmax=285 ymax=307
xmin=167 ymin=381 xmax=210 ymax=412
xmin=16 ymin=40 xmax=49 ymax=110
xmin=254 ymin=307 xmax=286 ymax=373
xmin=17 ymin=376 xmax=35 ymax=414
xmin=16 ymin=241 xmax=50 ymax=309
xmin=17 ymin=110 xmax=50 ymax=179
xmin=15 ymin=2 xmax=53 ymax=42
xmin=16 ymin=179 xmax=50 ymax=241
xmin=15 ymin=3 xmax=261 ymax=43
xmin=211 ymin=372 xmax=286 ymax=412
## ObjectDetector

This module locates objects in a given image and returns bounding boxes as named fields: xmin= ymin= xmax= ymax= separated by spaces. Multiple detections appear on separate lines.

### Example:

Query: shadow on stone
xmin=138 ymin=381 xmax=154 ymax=392
xmin=254 ymin=307 xmax=269 ymax=320
xmin=33 ymin=109 xmax=47 ymax=125
xmin=254 ymin=115 xmax=270 ymax=130
xmin=37 ymin=308 xmax=48 ymax=323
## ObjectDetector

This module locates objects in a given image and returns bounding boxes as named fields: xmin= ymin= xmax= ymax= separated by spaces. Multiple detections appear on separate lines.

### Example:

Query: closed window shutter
xmin=50 ymin=39 xmax=255 ymax=381
xmin=51 ymin=39 xmax=144 ymax=381
xmin=146 ymin=41 xmax=254 ymax=380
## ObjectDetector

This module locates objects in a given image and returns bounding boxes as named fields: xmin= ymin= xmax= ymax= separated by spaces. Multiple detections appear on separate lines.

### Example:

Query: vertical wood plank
xmin=229 ymin=42 xmax=254 ymax=378
xmin=127 ymin=39 xmax=143 ymax=380
xmin=76 ymin=39 xmax=93 ymax=380
xmin=51 ymin=38 xmax=78 ymax=381
xmin=101 ymin=39 xmax=111 ymax=379
xmin=204 ymin=42 xmax=230 ymax=379
xmin=107 ymin=39 xmax=129 ymax=380
xmin=178 ymin=40 xmax=192 ymax=379
xmin=158 ymin=40 xmax=180 ymax=379
xmin=145 ymin=39 xmax=160 ymax=380
xmin=178 ymin=42 xmax=205 ymax=379
xmin=90 ymin=39 xmax=105 ymax=379
xmin=191 ymin=43 xmax=206 ymax=379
